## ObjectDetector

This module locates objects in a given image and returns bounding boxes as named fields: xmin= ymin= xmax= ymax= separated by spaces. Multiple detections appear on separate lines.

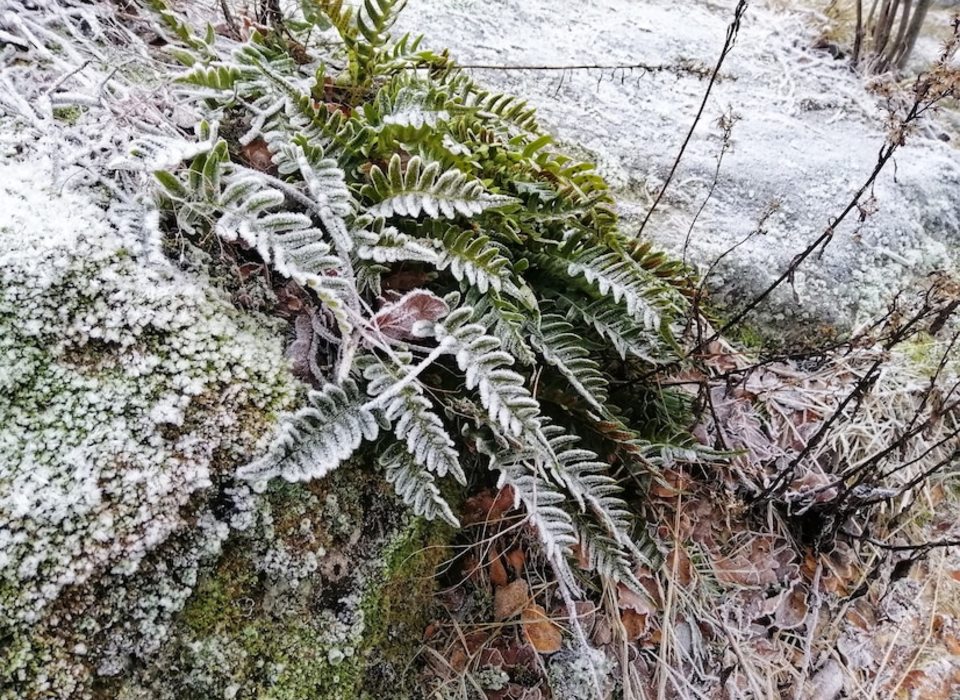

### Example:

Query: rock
xmin=0 ymin=154 xmax=298 ymax=698
xmin=394 ymin=0 xmax=960 ymax=332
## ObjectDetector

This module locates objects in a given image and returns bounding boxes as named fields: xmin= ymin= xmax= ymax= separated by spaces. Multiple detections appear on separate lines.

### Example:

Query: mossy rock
xmin=113 ymin=464 xmax=452 ymax=700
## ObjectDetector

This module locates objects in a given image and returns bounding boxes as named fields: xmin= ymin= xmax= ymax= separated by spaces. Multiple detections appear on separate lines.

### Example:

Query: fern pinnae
xmin=380 ymin=443 xmax=459 ymax=527
xmin=362 ymin=154 xmax=515 ymax=219
xmin=435 ymin=227 xmax=512 ymax=294
xmin=363 ymin=353 xmax=465 ymax=483
xmin=238 ymin=379 xmax=378 ymax=488
xmin=432 ymin=307 xmax=541 ymax=439
xmin=531 ymin=314 xmax=609 ymax=414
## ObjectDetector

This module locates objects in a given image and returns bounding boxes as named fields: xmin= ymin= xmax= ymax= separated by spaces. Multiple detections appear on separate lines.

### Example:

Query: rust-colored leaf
xmin=522 ymin=604 xmax=563 ymax=654
xmin=620 ymin=608 xmax=649 ymax=641
xmin=505 ymin=547 xmax=526 ymax=574
xmin=371 ymin=289 xmax=449 ymax=341
xmin=494 ymin=579 xmax=529 ymax=621
xmin=240 ymin=137 xmax=274 ymax=172
xmin=488 ymin=547 xmax=508 ymax=588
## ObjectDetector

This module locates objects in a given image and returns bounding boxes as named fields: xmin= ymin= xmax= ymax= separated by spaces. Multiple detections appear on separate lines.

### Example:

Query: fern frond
xmin=435 ymin=227 xmax=513 ymax=294
xmin=541 ymin=427 xmax=634 ymax=541
xmin=381 ymin=443 xmax=458 ymax=527
xmin=462 ymin=288 xmax=537 ymax=366
xmin=356 ymin=224 xmax=439 ymax=264
xmin=363 ymin=353 xmax=465 ymax=483
xmin=366 ymin=77 xmax=450 ymax=130
xmin=575 ymin=521 xmax=645 ymax=591
xmin=550 ymin=293 xmax=671 ymax=363
xmin=531 ymin=314 xmax=609 ymax=414
xmin=362 ymin=154 xmax=515 ymax=219
xmin=238 ymin=379 xmax=378 ymax=488
xmin=433 ymin=308 xmax=541 ymax=438
xmin=486 ymin=453 xmax=581 ymax=595
xmin=356 ymin=0 xmax=407 ymax=50
xmin=562 ymin=245 xmax=671 ymax=329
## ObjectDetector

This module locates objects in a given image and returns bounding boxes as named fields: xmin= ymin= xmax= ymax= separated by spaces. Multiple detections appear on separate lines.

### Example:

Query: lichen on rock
xmin=0 ymin=154 xmax=298 ymax=697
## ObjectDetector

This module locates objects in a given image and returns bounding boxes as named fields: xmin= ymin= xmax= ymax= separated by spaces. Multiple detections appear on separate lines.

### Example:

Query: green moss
xmin=52 ymin=106 xmax=86 ymax=125
xmin=358 ymin=517 xmax=453 ymax=700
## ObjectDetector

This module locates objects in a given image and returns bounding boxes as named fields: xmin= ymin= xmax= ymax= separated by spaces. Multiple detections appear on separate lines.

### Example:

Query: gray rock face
xmin=396 ymin=0 xmax=960 ymax=331
xmin=0 ymin=149 xmax=299 ymax=697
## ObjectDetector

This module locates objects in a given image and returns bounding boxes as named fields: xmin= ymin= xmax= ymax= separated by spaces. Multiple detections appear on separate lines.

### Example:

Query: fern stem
xmin=361 ymin=339 xmax=453 ymax=411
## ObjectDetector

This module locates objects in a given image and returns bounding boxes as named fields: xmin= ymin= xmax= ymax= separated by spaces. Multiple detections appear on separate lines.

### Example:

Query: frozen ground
xmin=395 ymin=0 xmax=960 ymax=332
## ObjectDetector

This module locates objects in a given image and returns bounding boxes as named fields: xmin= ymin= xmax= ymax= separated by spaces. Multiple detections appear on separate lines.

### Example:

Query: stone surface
xmin=396 ymin=0 xmax=960 ymax=332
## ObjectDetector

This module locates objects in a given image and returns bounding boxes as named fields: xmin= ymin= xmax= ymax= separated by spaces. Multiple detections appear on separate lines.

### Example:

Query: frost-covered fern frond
xmin=238 ymin=379 xmax=378 ymax=488
xmin=363 ymin=353 xmax=465 ymax=483
xmin=381 ymin=443 xmax=458 ymax=527
xmin=550 ymin=293 xmax=671 ymax=363
xmin=148 ymin=138 xmax=358 ymax=336
xmin=356 ymin=223 xmax=440 ymax=264
xmin=433 ymin=307 xmax=542 ymax=439
xmin=435 ymin=227 xmax=513 ymax=294
xmin=531 ymin=314 xmax=610 ymax=414
xmin=559 ymin=245 xmax=674 ymax=329
xmin=362 ymin=154 xmax=515 ymax=219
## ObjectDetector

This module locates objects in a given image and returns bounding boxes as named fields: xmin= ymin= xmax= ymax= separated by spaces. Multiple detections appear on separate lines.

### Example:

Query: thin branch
xmin=635 ymin=0 xmax=748 ymax=239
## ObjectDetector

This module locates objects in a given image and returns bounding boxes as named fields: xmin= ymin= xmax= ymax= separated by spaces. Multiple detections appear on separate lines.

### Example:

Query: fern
xmin=549 ymin=293 xmax=670 ymax=363
xmin=531 ymin=314 xmax=609 ymax=414
xmin=362 ymin=154 xmax=515 ymax=219
xmin=561 ymin=245 xmax=672 ymax=329
xmin=433 ymin=308 xmax=542 ymax=439
xmin=238 ymin=379 xmax=378 ymax=488
xmin=363 ymin=353 xmax=465 ymax=483
xmin=381 ymin=443 xmax=459 ymax=527
xmin=435 ymin=227 xmax=513 ymax=294
xmin=144 ymin=0 xmax=700 ymax=614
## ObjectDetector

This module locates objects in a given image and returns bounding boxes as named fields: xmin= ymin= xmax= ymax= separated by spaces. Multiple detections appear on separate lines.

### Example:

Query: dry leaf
xmin=494 ymin=579 xmax=529 ymax=621
xmin=665 ymin=547 xmax=693 ymax=586
xmin=774 ymin=581 xmax=809 ymax=630
xmin=488 ymin=547 xmax=508 ymax=588
xmin=240 ymin=137 xmax=274 ymax=172
xmin=505 ymin=547 xmax=526 ymax=573
xmin=620 ymin=609 xmax=649 ymax=641
xmin=522 ymin=604 xmax=563 ymax=654
xmin=371 ymin=289 xmax=449 ymax=341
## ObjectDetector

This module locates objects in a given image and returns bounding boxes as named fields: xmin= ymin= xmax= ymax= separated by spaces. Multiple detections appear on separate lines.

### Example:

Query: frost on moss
xmin=112 ymin=467 xmax=449 ymax=700
xmin=0 ymin=158 xmax=297 ymax=698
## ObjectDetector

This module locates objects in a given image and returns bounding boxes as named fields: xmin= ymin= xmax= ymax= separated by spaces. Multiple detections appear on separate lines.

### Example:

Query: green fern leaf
xmin=433 ymin=307 xmax=541 ymax=438
xmin=381 ymin=443 xmax=458 ymax=527
xmin=531 ymin=314 xmax=609 ymax=414
xmin=362 ymin=154 xmax=515 ymax=219
xmin=363 ymin=353 xmax=465 ymax=483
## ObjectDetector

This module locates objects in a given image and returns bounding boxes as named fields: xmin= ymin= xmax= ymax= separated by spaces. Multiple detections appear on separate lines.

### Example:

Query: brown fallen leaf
xmin=494 ymin=579 xmax=529 ymax=621
xmin=522 ymin=604 xmax=563 ymax=654
xmin=371 ymin=289 xmax=449 ymax=341
xmin=488 ymin=547 xmax=508 ymax=588
xmin=505 ymin=547 xmax=525 ymax=574
xmin=240 ymin=137 xmax=275 ymax=172
xmin=620 ymin=609 xmax=649 ymax=641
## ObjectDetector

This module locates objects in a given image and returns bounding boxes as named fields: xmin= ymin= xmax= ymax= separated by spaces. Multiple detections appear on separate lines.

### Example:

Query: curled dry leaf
xmin=505 ymin=547 xmax=525 ymax=574
xmin=522 ymin=603 xmax=563 ymax=654
xmin=665 ymin=547 xmax=693 ymax=586
xmin=620 ymin=608 xmax=649 ymax=641
xmin=462 ymin=485 xmax=516 ymax=525
xmin=494 ymin=579 xmax=530 ymax=621
xmin=774 ymin=581 xmax=810 ymax=630
xmin=371 ymin=289 xmax=449 ymax=341
xmin=239 ymin=137 xmax=275 ymax=172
